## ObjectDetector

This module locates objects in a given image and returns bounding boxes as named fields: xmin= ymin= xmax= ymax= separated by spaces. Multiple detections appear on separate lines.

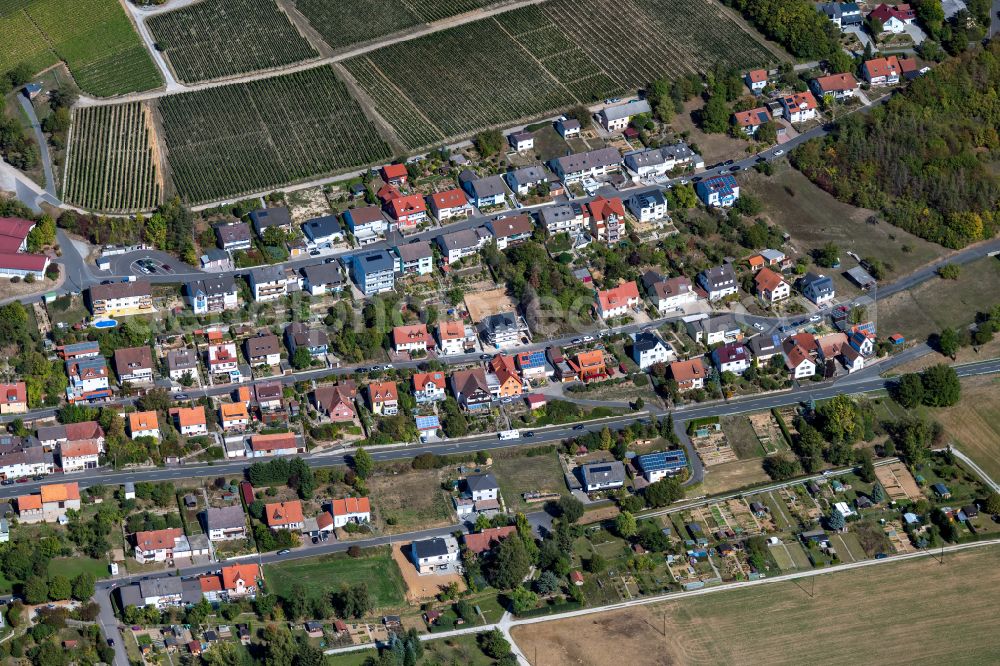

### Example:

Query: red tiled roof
xmin=0 ymin=382 xmax=26 ymax=405
xmin=747 ymin=69 xmax=767 ymax=83
xmin=135 ymin=528 xmax=182 ymax=552
xmin=813 ymin=72 xmax=858 ymax=93
xmin=587 ymin=196 xmax=625 ymax=222
xmin=412 ymin=371 xmax=446 ymax=391
xmin=597 ymin=281 xmax=639 ymax=312
xmin=393 ymin=324 xmax=432 ymax=347
xmin=863 ymin=56 xmax=901 ymax=80
xmin=331 ymin=497 xmax=370 ymax=517
xmin=733 ymin=107 xmax=770 ymax=128
xmin=387 ymin=194 xmax=426 ymax=219
xmin=265 ymin=500 xmax=304 ymax=527
xmin=463 ymin=526 xmax=516 ymax=554
xmin=670 ymin=359 xmax=705 ymax=382
xmin=368 ymin=381 xmax=398 ymax=403
xmin=222 ymin=563 xmax=260 ymax=591
xmin=61 ymin=439 xmax=100 ymax=458
xmin=754 ymin=267 xmax=786 ymax=293
xmin=250 ymin=433 xmax=297 ymax=452
xmin=430 ymin=188 xmax=468 ymax=210
xmin=381 ymin=163 xmax=408 ymax=180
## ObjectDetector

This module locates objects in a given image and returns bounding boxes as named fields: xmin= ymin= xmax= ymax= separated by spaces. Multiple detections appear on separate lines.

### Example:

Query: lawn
xmin=743 ymin=165 xmax=945 ymax=295
xmin=932 ymin=376 xmax=1000 ymax=483
xmin=264 ymin=547 xmax=406 ymax=609
xmin=699 ymin=459 xmax=771 ymax=496
xmin=877 ymin=256 xmax=1000 ymax=341
xmin=367 ymin=467 xmax=455 ymax=533
xmin=491 ymin=451 xmax=567 ymax=512
xmin=327 ymin=633 xmax=496 ymax=666
xmin=48 ymin=557 xmax=109 ymax=580
xmin=513 ymin=545 xmax=1000 ymax=665
xmin=720 ymin=416 xmax=764 ymax=459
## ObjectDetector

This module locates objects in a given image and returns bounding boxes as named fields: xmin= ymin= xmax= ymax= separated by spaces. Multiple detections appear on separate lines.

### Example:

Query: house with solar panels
xmin=637 ymin=450 xmax=688 ymax=483
xmin=695 ymin=175 xmax=740 ymax=208
xmin=732 ymin=107 xmax=771 ymax=136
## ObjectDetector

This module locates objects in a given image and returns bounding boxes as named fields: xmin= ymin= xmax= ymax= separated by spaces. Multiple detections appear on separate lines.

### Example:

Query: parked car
xmin=479 ymin=354 xmax=491 ymax=360
xmin=277 ymin=549 xmax=291 ymax=555
xmin=773 ymin=149 xmax=784 ymax=156
xmin=753 ymin=322 xmax=765 ymax=331
xmin=1 ymin=479 xmax=13 ymax=486
xmin=573 ymin=424 xmax=585 ymax=431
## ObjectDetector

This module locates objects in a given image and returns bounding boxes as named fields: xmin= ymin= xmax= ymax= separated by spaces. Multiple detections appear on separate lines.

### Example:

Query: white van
xmin=498 ymin=430 xmax=521 ymax=441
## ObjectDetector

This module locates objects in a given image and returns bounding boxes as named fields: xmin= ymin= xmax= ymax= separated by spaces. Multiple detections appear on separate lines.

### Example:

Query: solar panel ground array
xmin=0 ymin=0 xmax=161 ymax=97
xmin=347 ymin=0 xmax=781 ymax=150
xmin=147 ymin=0 xmax=319 ymax=83
xmin=156 ymin=66 xmax=392 ymax=203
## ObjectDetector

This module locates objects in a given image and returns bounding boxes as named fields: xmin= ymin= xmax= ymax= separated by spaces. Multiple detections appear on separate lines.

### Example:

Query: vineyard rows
xmin=348 ymin=0 xmax=780 ymax=150
xmin=156 ymin=66 xmax=390 ymax=203
xmin=0 ymin=0 xmax=161 ymax=96
xmin=63 ymin=102 xmax=162 ymax=213
xmin=148 ymin=0 xmax=318 ymax=83
xmin=292 ymin=0 xmax=498 ymax=51
xmin=348 ymin=19 xmax=573 ymax=141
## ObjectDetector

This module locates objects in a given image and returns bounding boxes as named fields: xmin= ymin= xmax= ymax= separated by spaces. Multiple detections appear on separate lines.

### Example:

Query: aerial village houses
xmin=0 ymin=217 xmax=51 ymax=279
xmin=313 ymin=383 xmax=358 ymax=423
xmin=302 ymin=215 xmax=344 ymax=248
xmin=504 ymin=165 xmax=547 ymax=197
xmin=245 ymin=334 xmax=282 ymax=367
xmin=0 ymin=382 xmax=27 ymax=414
xmin=670 ymin=358 xmax=706 ymax=391
xmin=87 ymin=281 xmax=154 ymax=318
xmin=285 ymin=322 xmax=329 ymax=358
xmin=596 ymin=281 xmax=640 ymax=319
xmin=220 ymin=402 xmax=251 ymax=431
xmin=540 ymin=203 xmax=586 ymax=235
xmin=867 ymin=2 xmax=915 ymax=32
xmin=392 ymin=241 xmax=434 ymax=276
xmin=249 ymin=433 xmax=299 ymax=458
xmin=550 ymin=147 xmax=621 ymax=183
xmin=199 ymin=564 xmax=261 ymax=603
xmin=587 ymin=196 xmax=625 ymax=243
xmin=411 ymin=536 xmax=460 ymax=574
xmin=204 ymin=505 xmax=247 ymax=541
xmin=712 ymin=341 xmax=751 ymax=375
xmin=597 ymin=99 xmax=651 ymax=132
xmin=436 ymin=227 xmax=491 ymax=264
xmin=450 ymin=368 xmax=493 ymax=411
xmin=114 ymin=346 xmax=155 ymax=385
xmin=695 ymin=175 xmax=740 ymax=207
xmin=216 ymin=221 xmax=252 ymax=251
xmin=185 ymin=276 xmax=239 ymax=315
xmin=487 ymin=214 xmax=534 ymax=250
xmin=393 ymin=324 xmax=434 ymax=354
xmin=351 ymin=250 xmax=396 ymax=295
xmin=428 ymin=188 xmax=473 ymax=221
xmin=627 ymin=189 xmax=668 ymax=222
xmin=329 ymin=497 xmax=371 ymax=528
xmin=381 ymin=163 xmax=408 ymax=187
xmin=249 ymin=207 xmax=293 ymax=237
xmin=481 ymin=311 xmax=528 ymax=350
xmin=129 ymin=411 xmax=160 ymax=440
xmin=698 ymin=264 xmax=738 ymax=301
xmin=170 ymin=407 xmax=208 ymax=437
xmin=301 ymin=263 xmax=344 ymax=296
xmin=781 ymin=91 xmax=819 ymax=123
xmin=385 ymin=194 xmax=428 ymax=230
xmin=437 ymin=320 xmax=477 ymax=355
xmin=17 ymin=483 xmax=81 ymax=524
xmin=59 ymin=438 xmax=102 ymax=472
xmin=745 ymin=69 xmax=768 ymax=93
xmin=65 ymin=358 xmax=111 ymax=403
xmin=265 ymin=500 xmax=305 ymax=532
xmin=810 ymin=72 xmax=859 ymax=100
xmin=167 ymin=349 xmax=200 ymax=383
xmin=343 ymin=206 xmax=389 ymax=245
xmin=413 ymin=371 xmax=447 ymax=403
xmin=733 ymin=107 xmax=771 ymax=135
xmin=633 ymin=331 xmax=676 ymax=370
xmin=487 ymin=354 xmax=523 ymax=398
xmin=799 ymin=272 xmax=836 ymax=306
xmin=460 ymin=172 xmax=508 ymax=208
xmin=754 ymin=267 xmax=791 ymax=303
xmin=863 ymin=56 xmax=902 ymax=85
xmin=644 ymin=273 xmax=697 ymax=312
xmin=367 ymin=381 xmax=399 ymax=416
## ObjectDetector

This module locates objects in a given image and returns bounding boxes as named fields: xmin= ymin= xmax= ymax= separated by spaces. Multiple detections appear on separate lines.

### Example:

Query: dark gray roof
xmin=167 ymin=348 xmax=199 ymax=371
xmin=437 ymin=227 xmax=489 ymax=252
xmin=483 ymin=311 xmax=519 ymax=334
xmin=599 ymin=100 xmax=651 ymax=122
xmin=187 ymin=275 xmax=237 ymax=297
xmin=204 ymin=505 xmax=246 ymax=531
xmin=700 ymin=264 xmax=737 ymax=289
xmin=800 ymin=272 xmax=834 ymax=294
xmin=216 ymin=222 xmax=250 ymax=245
xmin=628 ymin=189 xmax=666 ymax=209
xmin=412 ymin=537 xmax=450 ymax=560
xmin=552 ymin=147 xmax=621 ymax=175
xmin=303 ymin=215 xmax=343 ymax=241
xmin=581 ymin=461 xmax=626 ymax=486
xmin=394 ymin=240 xmax=433 ymax=262
xmin=466 ymin=174 xmax=507 ymax=199
xmin=250 ymin=265 xmax=285 ymax=283
xmin=354 ymin=250 xmax=395 ymax=273
xmin=138 ymin=577 xmax=184 ymax=599
xmin=344 ymin=206 xmax=386 ymax=225
xmin=507 ymin=165 xmax=546 ymax=185
xmin=633 ymin=331 xmax=667 ymax=353
xmin=539 ymin=203 xmax=583 ymax=227
xmin=465 ymin=473 xmax=498 ymax=492
xmin=249 ymin=207 xmax=292 ymax=231
xmin=301 ymin=263 xmax=343 ymax=286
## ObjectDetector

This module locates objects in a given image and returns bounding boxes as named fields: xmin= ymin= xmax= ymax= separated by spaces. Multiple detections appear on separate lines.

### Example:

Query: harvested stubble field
xmin=156 ymin=66 xmax=391 ymax=203
xmin=367 ymin=468 xmax=454 ymax=533
xmin=932 ymin=376 xmax=1000 ymax=483
xmin=512 ymin=545 xmax=1000 ymax=665
xmin=292 ymin=0 xmax=497 ymax=51
xmin=64 ymin=102 xmax=163 ymax=212
xmin=347 ymin=0 xmax=782 ymax=149
xmin=0 ymin=0 xmax=161 ymax=97
xmin=147 ymin=0 xmax=318 ymax=83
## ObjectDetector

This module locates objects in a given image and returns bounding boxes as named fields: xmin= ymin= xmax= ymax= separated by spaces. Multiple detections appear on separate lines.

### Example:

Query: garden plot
xmin=875 ymin=462 xmax=922 ymax=502
xmin=691 ymin=428 xmax=738 ymax=466
xmin=748 ymin=411 xmax=787 ymax=454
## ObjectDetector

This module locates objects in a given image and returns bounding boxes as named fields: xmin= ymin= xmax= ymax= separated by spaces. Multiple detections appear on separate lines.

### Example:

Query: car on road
xmin=162 ymin=265 xmax=171 ymax=271
xmin=309 ymin=249 xmax=321 ymax=256
xmin=573 ymin=424 xmax=585 ymax=431
xmin=582 ymin=335 xmax=594 ymax=342
xmin=32 ymin=475 xmax=44 ymax=481
xmin=729 ymin=165 xmax=741 ymax=172
xmin=174 ymin=393 xmax=188 ymax=400
xmin=691 ymin=176 xmax=702 ymax=183
xmin=479 ymin=354 xmax=491 ymax=360
xmin=753 ymin=322 xmax=765 ymax=331
xmin=325 ymin=258 xmax=337 ymax=264
xmin=107 ymin=639 xmax=115 ymax=647
xmin=724 ymin=159 xmax=734 ymax=166
xmin=277 ymin=549 xmax=291 ymax=555
xmin=1 ymin=479 xmax=13 ymax=486
xmin=809 ymin=315 xmax=821 ymax=322
xmin=571 ymin=338 xmax=582 ymax=344
xmin=15 ymin=477 xmax=28 ymax=483
xmin=383 ymin=364 xmax=394 ymax=370
xmin=101 ymin=280 xmax=114 ymax=285
xmin=755 ymin=157 xmax=766 ymax=163
xmin=524 ymin=431 xmax=535 ymax=438
xmin=355 ymin=367 xmax=369 ymax=374
xmin=773 ymin=149 xmax=784 ymax=156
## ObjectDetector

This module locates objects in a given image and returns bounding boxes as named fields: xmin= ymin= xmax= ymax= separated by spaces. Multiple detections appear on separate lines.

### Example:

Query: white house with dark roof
xmin=301 ymin=263 xmax=344 ymax=296
xmin=555 ymin=117 xmax=581 ymax=139
xmin=627 ymin=189 xmax=668 ymax=222
xmin=505 ymin=165 xmax=547 ymax=196
xmin=459 ymin=172 xmax=508 ymax=209
xmin=539 ymin=203 xmax=586 ymax=235
xmin=549 ymin=147 xmax=621 ymax=183
xmin=436 ymin=227 xmax=491 ymax=264
xmin=632 ymin=331 xmax=676 ymax=370
xmin=698 ymin=264 xmax=738 ymax=301
xmin=302 ymin=215 xmax=344 ymax=248
xmin=597 ymin=100 xmax=651 ymax=132
xmin=799 ymin=272 xmax=836 ymax=306
xmin=411 ymin=536 xmax=460 ymax=574
xmin=392 ymin=241 xmax=434 ymax=276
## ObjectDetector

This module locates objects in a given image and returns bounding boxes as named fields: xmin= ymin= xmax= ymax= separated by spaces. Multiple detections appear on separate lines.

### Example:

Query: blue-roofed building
xmin=799 ymin=272 xmax=835 ymax=306
xmin=932 ymin=483 xmax=951 ymax=499
xmin=695 ymin=175 xmax=740 ymax=207
xmin=350 ymin=250 xmax=395 ymax=295
xmin=637 ymin=450 xmax=688 ymax=483
xmin=415 ymin=415 xmax=440 ymax=435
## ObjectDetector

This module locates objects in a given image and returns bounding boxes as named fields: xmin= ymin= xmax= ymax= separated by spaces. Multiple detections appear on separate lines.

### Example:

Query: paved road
xmin=16 ymin=94 xmax=56 ymax=198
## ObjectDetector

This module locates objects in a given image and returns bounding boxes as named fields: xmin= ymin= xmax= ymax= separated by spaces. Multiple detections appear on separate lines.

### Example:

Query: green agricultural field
xmin=491 ymin=451 xmax=568 ymax=512
xmin=263 ymin=547 xmax=406 ymax=609
xmin=347 ymin=0 xmax=783 ymax=149
xmin=63 ymin=101 xmax=163 ymax=212
xmin=147 ymin=0 xmax=318 ymax=83
xmin=292 ymin=0 xmax=496 ymax=51
xmin=156 ymin=65 xmax=391 ymax=203
xmin=0 ymin=0 xmax=161 ymax=97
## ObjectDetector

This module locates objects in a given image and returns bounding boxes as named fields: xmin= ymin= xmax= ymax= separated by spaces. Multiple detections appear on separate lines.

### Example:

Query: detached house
xmin=301 ymin=263 xmax=344 ymax=296
xmin=342 ymin=206 xmax=388 ymax=245
xmin=781 ymin=92 xmax=819 ymax=123
xmin=302 ymin=215 xmax=344 ymax=248
xmin=216 ymin=221 xmax=251 ymax=251
xmin=733 ymin=107 xmax=771 ymax=136
xmin=623 ymin=141 xmax=703 ymax=178
xmin=351 ymin=250 xmax=395 ymax=295
xmin=87 ymin=281 xmax=154 ymax=318
xmin=381 ymin=163 xmax=408 ymax=187
xmin=367 ymin=381 xmax=399 ymax=416
xmin=265 ymin=501 xmax=305 ymax=532
xmin=392 ymin=241 xmax=434 ymax=276
xmin=539 ymin=203 xmax=586 ymax=235
xmin=627 ymin=189 xmax=668 ymax=222
xmin=0 ymin=382 xmax=26 ymax=414
xmin=505 ymin=165 xmax=547 ymax=196
xmin=644 ymin=273 xmax=697 ymax=313
xmin=393 ymin=323 xmax=434 ymax=353
xmin=508 ymin=131 xmax=534 ymax=152
xmin=220 ymin=402 xmax=250 ymax=431
xmin=248 ymin=266 xmax=290 ymax=302
xmin=515 ymin=350 xmax=547 ymax=380
xmin=696 ymin=175 xmax=740 ymax=207
xmin=481 ymin=311 xmax=527 ymax=350
xmin=754 ymin=267 xmax=791 ymax=303
xmin=862 ymin=55 xmax=902 ymax=85
xmin=200 ymin=564 xmax=260 ymax=602
xmin=698 ymin=264 xmax=738 ymax=301
xmin=437 ymin=320 xmax=477 ymax=355
xmin=488 ymin=214 xmax=534 ymax=250
xmin=245 ymin=334 xmax=282 ymax=368
xmin=169 ymin=407 xmax=208 ymax=437
xmin=206 ymin=343 xmax=241 ymax=383
xmin=204 ymin=505 xmax=247 ymax=541
xmin=313 ymin=384 xmax=358 ymax=423
xmin=66 ymin=357 xmax=111 ymax=403
xmin=285 ymin=322 xmax=328 ymax=357
xmin=385 ymin=194 xmax=427 ymax=230
xmin=436 ymin=226 xmax=491 ymax=264
xmin=670 ymin=358 xmax=706 ymax=391
xmin=487 ymin=354 xmax=523 ymax=398
xmin=428 ymin=188 xmax=473 ymax=221
xmin=460 ymin=172 xmax=508 ymax=209
xmin=114 ymin=346 xmax=155 ymax=385
xmin=587 ymin=196 xmax=625 ymax=243
xmin=17 ymin=483 xmax=81 ymax=524
xmin=811 ymin=72 xmax=858 ymax=100
xmin=596 ymin=281 xmax=640 ymax=319
xmin=555 ymin=117 xmax=581 ymax=139
xmin=745 ymin=69 xmax=768 ymax=93
xmin=329 ymin=497 xmax=371 ymax=528
xmin=783 ymin=333 xmax=819 ymax=379
xmin=59 ymin=439 xmax=101 ymax=473
xmin=450 ymin=368 xmax=493 ymax=411
xmin=411 ymin=536 xmax=460 ymax=574
xmin=129 ymin=411 xmax=160 ymax=440
xmin=712 ymin=342 xmax=751 ymax=375
xmin=185 ymin=276 xmax=239 ymax=315
xmin=572 ymin=350 xmax=607 ymax=382
xmin=250 ymin=433 xmax=298 ymax=457
xmin=413 ymin=371 xmax=447 ymax=403
xmin=249 ymin=207 xmax=293 ymax=237
xmin=799 ymin=272 xmax=836 ymax=306
xmin=633 ymin=331 xmax=676 ymax=370
xmin=597 ymin=99 xmax=651 ymax=132
xmin=868 ymin=3 xmax=915 ymax=32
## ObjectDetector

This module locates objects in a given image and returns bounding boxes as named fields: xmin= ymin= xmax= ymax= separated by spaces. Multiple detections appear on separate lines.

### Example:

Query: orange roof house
xmin=331 ymin=497 xmax=371 ymax=518
xmin=381 ymin=163 xmax=408 ymax=185
xmin=128 ymin=411 xmax=159 ymax=436
xmin=488 ymin=354 xmax=523 ymax=397
xmin=17 ymin=493 xmax=42 ymax=512
xmin=250 ymin=432 xmax=298 ymax=455
xmin=463 ymin=526 xmax=517 ymax=554
xmin=40 ymin=482 xmax=80 ymax=503
xmin=169 ymin=407 xmax=207 ymax=432
xmin=392 ymin=324 xmax=434 ymax=352
xmin=220 ymin=402 xmax=250 ymax=428
xmin=60 ymin=439 xmax=101 ymax=459
xmin=596 ymin=281 xmax=640 ymax=318
xmin=754 ymin=267 xmax=789 ymax=302
xmin=221 ymin=563 xmax=260 ymax=593
xmin=573 ymin=350 xmax=607 ymax=381
xmin=669 ymin=359 xmax=706 ymax=391
xmin=264 ymin=501 xmax=305 ymax=529
xmin=367 ymin=381 xmax=399 ymax=411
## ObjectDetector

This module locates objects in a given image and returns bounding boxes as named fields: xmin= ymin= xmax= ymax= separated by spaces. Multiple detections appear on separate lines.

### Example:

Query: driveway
xmin=901 ymin=23 xmax=927 ymax=45
xmin=16 ymin=94 xmax=56 ymax=198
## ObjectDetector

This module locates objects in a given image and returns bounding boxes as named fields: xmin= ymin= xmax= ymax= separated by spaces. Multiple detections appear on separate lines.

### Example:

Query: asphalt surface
xmin=16 ymin=94 xmax=56 ymax=198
